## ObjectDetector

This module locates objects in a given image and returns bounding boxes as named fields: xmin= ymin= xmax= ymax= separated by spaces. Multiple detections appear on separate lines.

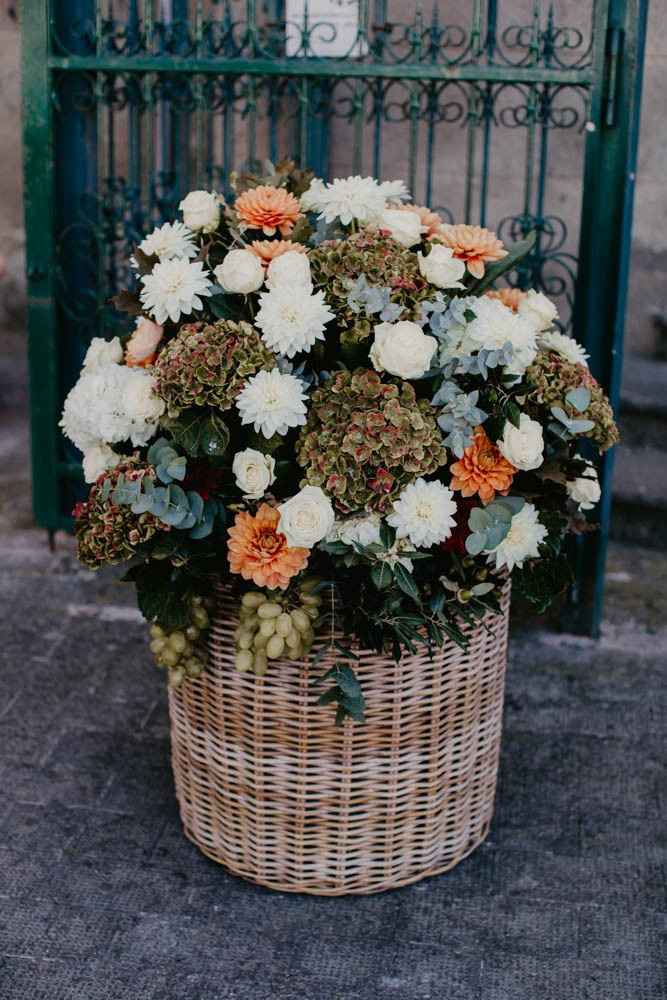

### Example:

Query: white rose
xmin=498 ymin=413 xmax=544 ymax=471
xmin=179 ymin=190 xmax=221 ymax=233
xmin=82 ymin=443 xmax=121 ymax=484
xmin=214 ymin=249 xmax=264 ymax=294
xmin=370 ymin=320 xmax=437 ymax=380
xmin=377 ymin=208 xmax=422 ymax=247
xmin=82 ymin=337 xmax=123 ymax=370
xmin=417 ymin=245 xmax=466 ymax=289
xmin=517 ymin=289 xmax=558 ymax=332
xmin=567 ymin=462 xmax=601 ymax=511
xmin=266 ymin=250 xmax=312 ymax=290
xmin=232 ymin=448 xmax=276 ymax=500
xmin=278 ymin=486 xmax=335 ymax=549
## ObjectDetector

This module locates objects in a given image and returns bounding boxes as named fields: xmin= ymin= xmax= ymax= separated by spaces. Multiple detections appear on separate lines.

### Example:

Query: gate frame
xmin=22 ymin=0 xmax=649 ymax=632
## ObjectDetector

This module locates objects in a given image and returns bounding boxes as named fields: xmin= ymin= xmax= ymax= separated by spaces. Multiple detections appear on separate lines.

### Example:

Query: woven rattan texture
xmin=169 ymin=581 xmax=511 ymax=895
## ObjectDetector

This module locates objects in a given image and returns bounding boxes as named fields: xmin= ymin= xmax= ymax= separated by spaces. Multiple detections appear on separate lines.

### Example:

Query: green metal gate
xmin=22 ymin=0 xmax=648 ymax=633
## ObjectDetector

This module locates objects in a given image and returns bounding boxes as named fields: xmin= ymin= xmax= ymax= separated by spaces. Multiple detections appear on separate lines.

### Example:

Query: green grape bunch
xmin=233 ymin=578 xmax=324 ymax=676
xmin=148 ymin=595 xmax=211 ymax=688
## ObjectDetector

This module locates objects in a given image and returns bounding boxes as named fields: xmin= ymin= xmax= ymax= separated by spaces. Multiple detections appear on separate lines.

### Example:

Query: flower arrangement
xmin=62 ymin=161 xmax=617 ymax=721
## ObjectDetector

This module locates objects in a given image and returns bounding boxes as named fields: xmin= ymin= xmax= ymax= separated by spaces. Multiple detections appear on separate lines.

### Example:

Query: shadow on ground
xmin=0 ymin=330 xmax=665 ymax=999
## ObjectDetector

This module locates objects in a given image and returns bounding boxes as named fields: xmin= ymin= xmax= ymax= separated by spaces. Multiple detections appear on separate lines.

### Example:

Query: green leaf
xmin=166 ymin=410 xmax=230 ymax=460
xmin=393 ymin=563 xmax=421 ymax=604
xmin=111 ymin=289 xmax=143 ymax=316
xmin=466 ymin=231 xmax=537 ymax=295
xmin=465 ymin=533 xmax=486 ymax=556
xmin=371 ymin=562 xmax=393 ymax=590
xmin=506 ymin=401 xmax=522 ymax=429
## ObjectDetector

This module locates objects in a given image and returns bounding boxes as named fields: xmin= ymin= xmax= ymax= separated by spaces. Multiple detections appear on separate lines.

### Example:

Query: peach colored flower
xmin=125 ymin=317 xmax=164 ymax=367
xmin=449 ymin=427 xmax=517 ymax=505
xmin=248 ymin=239 xmax=308 ymax=267
xmin=393 ymin=203 xmax=443 ymax=239
xmin=434 ymin=223 xmax=507 ymax=279
xmin=227 ymin=503 xmax=309 ymax=590
xmin=485 ymin=287 xmax=527 ymax=312
xmin=235 ymin=186 xmax=302 ymax=238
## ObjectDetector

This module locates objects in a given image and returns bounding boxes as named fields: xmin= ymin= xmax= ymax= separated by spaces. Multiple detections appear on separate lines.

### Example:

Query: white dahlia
xmin=378 ymin=179 xmax=410 ymax=202
xmin=137 ymin=221 xmax=198 ymax=263
xmin=486 ymin=502 xmax=548 ymax=572
xmin=140 ymin=259 xmax=212 ymax=325
xmin=300 ymin=175 xmax=388 ymax=226
xmin=539 ymin=330 xmax=590 ymax=367
xmin=235 ymin=368 xmax=308 ymax=438
xmin=460 ymin=297 xmax=538 ymax=375
xmin=255 ymin=285 xmax=334 ymax=358
xmin=387 ymin=478 xmax=457 ymax=548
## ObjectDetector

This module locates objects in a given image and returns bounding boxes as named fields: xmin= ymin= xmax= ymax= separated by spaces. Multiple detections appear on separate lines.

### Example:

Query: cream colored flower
xmin=498 ymin=413 xmax=544 ymax=471
xmin=82 ymin=337 xmax=123 ymax=370
xmin=179 ymin=190 xmax=221 ymax=233
xmin=517 ymin=289 xmax=559 ymax=332
xmin=278 ymin=486 xmax=335 ymax=549
xmin=265 ymin=250 xmax=312 ymax=290
xmin=370 ymin=320 xmax=437 ymax=379
xmin=387 ymin=478 xmax=457 ymax=548
xmin=232 ymin=448 xmax=276 ymax=500
xmin=82 ymin=443 xmax=121 ymax=484
xmin=214 ymin=249 xmax=265 ymax=294
xmin=486 ymin=502 xmax=548 ymax=571
xmin=418 ymin=245 xmax=466 ymax=289
xmin=567 ymin=461 xmax=601 ymax=511
xmin=378 ymin=207 xmax=422 ymax=247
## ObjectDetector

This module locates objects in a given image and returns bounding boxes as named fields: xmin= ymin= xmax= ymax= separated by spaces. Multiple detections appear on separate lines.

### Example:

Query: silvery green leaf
xmin=469 ymin=507 xmax=491 ymax=532
xmin=472 ymin=582 xmax=496 ymax=596
xmin=187 ymin=491 xmax=204 ymax=523
xmin=485 ymin=522 xmax=510 ymax=549
xmin=165 ymin=456 xmax=187 ymax=481
xmin=112 ymin=479 xmax=141 ymax=505
xmin=465 ymin=533 xmax=486 ymax=556
xmin=565 ymin=387 xmax=591 ymax=412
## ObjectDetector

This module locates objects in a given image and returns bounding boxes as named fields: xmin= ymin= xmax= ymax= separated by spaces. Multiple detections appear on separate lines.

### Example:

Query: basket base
xmin=178 ymin=817 xmax=493 ymax=896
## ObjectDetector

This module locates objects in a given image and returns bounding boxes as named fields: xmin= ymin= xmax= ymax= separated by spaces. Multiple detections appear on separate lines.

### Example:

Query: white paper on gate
xmin=285 ymin=0 xmax=368 ymax=58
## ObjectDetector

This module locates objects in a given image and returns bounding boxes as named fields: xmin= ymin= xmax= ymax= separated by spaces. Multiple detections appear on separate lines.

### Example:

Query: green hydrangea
xmin=525 ymin=349 xmax=619 ymax=452
xmin=153 ymin=319 xmax=275 ymax=417
xmin=74 ymin=461 xmax=168 ymax=570
xmin=296 ymin=369 xmax=447 ymax=513
xmin=309 ymin=231 xmax=432 ymax=345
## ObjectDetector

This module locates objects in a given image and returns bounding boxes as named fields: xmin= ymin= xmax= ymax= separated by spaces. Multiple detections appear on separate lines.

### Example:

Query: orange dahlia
xmin=485 ymin=287 xmax=527 ymax=312
xmin=392 ymin=203 xmax=443 ymax=238
xmin=235 ymin=186 xmax=302 ymax=238
xmin=228 ymin=503 xmax=309 ymax=590
xmin=449 ymin=427 xmax=516 ymax=505
xmin=248 ymin=239 xmax=308 ymax=267
xmin=435 ymin=223 xmax=507 ymax=279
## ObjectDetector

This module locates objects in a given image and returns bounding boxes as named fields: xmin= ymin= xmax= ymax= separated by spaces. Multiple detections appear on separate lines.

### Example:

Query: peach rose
xmin=125 ymin=318 xmax=164 ymax=367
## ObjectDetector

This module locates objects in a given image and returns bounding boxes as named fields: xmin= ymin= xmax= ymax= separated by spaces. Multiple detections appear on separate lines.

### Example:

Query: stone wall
xmin=1 ymin=2 xmax=665 ymax=353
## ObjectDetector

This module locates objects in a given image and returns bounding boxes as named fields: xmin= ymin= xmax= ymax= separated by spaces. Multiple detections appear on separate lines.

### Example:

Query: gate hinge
xmin=604 ymin=25 xmax=623 ymax=128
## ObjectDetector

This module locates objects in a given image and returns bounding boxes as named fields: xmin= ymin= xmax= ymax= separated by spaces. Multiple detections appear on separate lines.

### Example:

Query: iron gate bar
xmin=49 ymin=55 xmax=593 ymax=84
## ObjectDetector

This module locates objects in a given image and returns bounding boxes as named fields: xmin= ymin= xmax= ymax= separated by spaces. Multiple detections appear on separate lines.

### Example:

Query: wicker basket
xmin=168 ymin=580 xmax=511 ymax=895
